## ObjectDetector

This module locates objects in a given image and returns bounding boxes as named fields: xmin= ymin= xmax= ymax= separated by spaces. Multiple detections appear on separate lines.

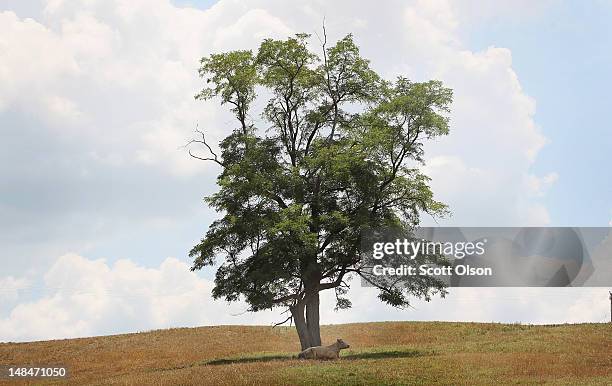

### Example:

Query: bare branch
xmin=272 ymin=313 xmax=293 ymax=328
xmin=188 ymin=149 xmax=222 ymax=166
xmin=196 ymin=127 xmax=221 ymax=160
xmin=183 ymin=124 xmax=224 ymax=166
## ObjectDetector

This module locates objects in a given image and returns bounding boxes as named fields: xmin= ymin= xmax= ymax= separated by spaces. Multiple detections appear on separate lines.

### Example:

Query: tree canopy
xmin=189 ymin=32 xmax=452 ymax=349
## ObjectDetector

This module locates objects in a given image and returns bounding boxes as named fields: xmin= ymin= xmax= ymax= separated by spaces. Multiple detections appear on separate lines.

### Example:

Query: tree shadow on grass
xmin=205 ymin=354 xmax=294 ymax=366
xmin=342 ymin=349 xmax=433 ymax=361
xmin=204 ymin=349 xmax=434 ymax=366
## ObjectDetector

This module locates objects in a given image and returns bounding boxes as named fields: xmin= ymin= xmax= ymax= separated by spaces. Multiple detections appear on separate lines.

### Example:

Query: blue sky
xmin=1 ymin=0 xmax=610 ymax=341
xmin=167 ymin=0 xmax=612 ymax=226
xmin=228 ymin=0 xmax=610 ymax=221
xmin=82 ymin=0 xmax=612 ymax=264
xmin=463 ymin=1 xmax=612 ymax=226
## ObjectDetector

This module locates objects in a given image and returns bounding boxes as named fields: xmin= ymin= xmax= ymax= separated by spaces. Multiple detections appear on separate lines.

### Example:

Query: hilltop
xmin=1 ymin=322 xmax=610 ymax=385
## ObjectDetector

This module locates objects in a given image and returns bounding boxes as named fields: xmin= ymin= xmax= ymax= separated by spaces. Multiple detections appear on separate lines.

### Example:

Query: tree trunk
xmin=305 ymin=292 xmax=321 ymax=347
xmin=291 ymin=302 xmax=312 ymax=350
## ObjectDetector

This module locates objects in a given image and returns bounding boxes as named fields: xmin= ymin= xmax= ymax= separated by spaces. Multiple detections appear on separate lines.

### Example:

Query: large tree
xmin=188 ymin=32 xmax=452 ymax=350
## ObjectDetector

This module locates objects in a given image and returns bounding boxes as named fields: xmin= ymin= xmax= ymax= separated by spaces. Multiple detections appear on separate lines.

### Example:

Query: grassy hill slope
xmin=1 ymin=322 xmax=610 ymax=385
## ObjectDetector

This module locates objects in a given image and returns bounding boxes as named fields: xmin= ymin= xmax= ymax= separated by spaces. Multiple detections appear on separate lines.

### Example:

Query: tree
xmin=188 ymin=31 xmax=452 ymax=350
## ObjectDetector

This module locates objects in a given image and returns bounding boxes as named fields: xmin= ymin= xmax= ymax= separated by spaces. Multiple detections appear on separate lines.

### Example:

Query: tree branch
xmin=319 ymin=265 xmax=348 ymax=290
xmin=184 ymin=125 xmax=223 ymax=166
xmin=272 ymin=311 xmax=293 ymax=328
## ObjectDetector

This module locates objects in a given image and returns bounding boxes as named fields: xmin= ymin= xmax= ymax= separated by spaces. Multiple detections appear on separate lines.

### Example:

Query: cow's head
xmin=336 ymin=338 xmax=350 ymax=349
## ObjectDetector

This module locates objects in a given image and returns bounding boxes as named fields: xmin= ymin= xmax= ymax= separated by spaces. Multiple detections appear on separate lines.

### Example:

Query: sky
xmin=1 ymin=0 xmax=611 ymax=342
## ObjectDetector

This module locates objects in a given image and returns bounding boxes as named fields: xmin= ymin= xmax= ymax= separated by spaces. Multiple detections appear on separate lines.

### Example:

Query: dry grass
xmin=0 ymin=322 xmax=610 ymax=385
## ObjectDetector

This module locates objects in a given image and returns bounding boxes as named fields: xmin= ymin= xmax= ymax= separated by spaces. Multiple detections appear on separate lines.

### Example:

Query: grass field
xmin=0 ymin=322 xmax=610 ymax=385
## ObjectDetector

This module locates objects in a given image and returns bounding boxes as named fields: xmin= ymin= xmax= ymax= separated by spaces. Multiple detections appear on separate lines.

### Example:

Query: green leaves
xmin=196 ymin=50 xmax=257 ymax=129
xmin=323 ymin=34 xmax=381 ymax=102
xmin=257 ymin=33 xmax=319 ymax=90
xmin=191 ymin=32 xmax=453 ymax=312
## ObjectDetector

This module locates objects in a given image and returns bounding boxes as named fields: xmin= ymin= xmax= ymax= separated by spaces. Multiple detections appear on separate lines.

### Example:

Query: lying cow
xmin=297 ymin=339 xmax=350 ymax=360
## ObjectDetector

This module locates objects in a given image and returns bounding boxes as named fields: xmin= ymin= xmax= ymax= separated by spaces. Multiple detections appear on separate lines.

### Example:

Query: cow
xmin=297 ymin=339 xmax=350 ymax=360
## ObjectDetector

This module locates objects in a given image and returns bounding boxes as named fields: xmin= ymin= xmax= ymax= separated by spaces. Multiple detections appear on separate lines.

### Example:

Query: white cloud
xmin=0 ymin=276 xmax=29 ymax=303
xmin=1 ymin=254 xmax=607 ymax=342
xmin=0 ymin=0 xmax=574 ymax=340
xmin=212 ymin=8 xmax=293 ymax=50
xmin=525 ymin=172 xmax=559 ymax=197
xmin=0 ymin=0 xmax=556 ymax=211
xmin=0 ymin=254 xmax=279 ymax=342
xmin=1 ymin=3 xmax=212 ymax=175
xmin=418 ymin=42 xmax=553 ymax=225
xmin=321 ymin=285 xmax=609 ymax=326
xmin=0 ymin=11 xmax=79 ymax=120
